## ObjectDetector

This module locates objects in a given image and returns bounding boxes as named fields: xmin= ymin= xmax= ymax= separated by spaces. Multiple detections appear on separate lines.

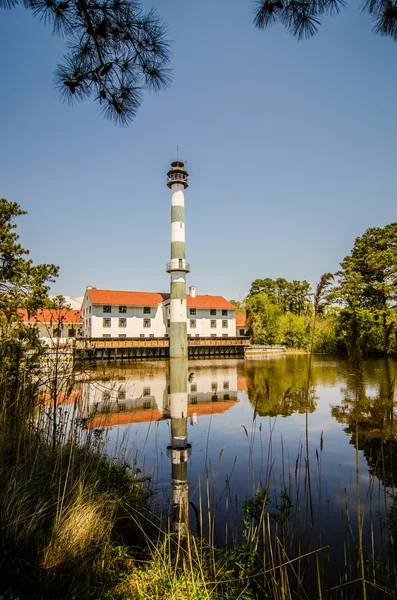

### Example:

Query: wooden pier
xmin=75 ymin=337 xmax=250 ymax=361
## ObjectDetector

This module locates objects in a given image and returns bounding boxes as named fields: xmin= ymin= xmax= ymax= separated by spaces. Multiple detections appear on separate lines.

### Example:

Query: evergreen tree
xmin=254 ymin=0 xmax=397 ymax=42
xmin=1 ymin=0 xmax=171 ymax=125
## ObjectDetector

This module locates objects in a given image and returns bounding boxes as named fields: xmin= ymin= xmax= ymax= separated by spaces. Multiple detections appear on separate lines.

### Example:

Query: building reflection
xmin=79 ymin=360 xmax=239 ymax=428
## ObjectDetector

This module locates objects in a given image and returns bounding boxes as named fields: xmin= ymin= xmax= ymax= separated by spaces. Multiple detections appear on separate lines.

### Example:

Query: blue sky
xmin=1 ymin=0 xmax=396 ymax=306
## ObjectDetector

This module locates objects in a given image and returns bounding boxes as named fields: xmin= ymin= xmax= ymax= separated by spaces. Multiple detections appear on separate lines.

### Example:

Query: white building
xmin=236 ymin=314 xmax=249 ymax=337
xmin=18 ymin=308 xmax=83 ymax=346
xmin=81 ymin=285 xmax=236 ymax=339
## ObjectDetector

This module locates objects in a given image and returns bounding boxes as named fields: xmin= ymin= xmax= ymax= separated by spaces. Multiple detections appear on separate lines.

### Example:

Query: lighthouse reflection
xmin=167 ymin=358 xmax=191 ymax=537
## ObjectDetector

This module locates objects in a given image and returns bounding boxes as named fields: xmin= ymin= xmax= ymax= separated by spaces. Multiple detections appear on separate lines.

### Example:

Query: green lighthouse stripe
xmin=170 ymin=322 xmax=188 ymax=359
xmin=171 ymin=205 xmax=184 ymax=223
xmin=171 ymin=241 xmax=185 ymax=260
xmin=171 ymin=281 xmax=186 ymax=299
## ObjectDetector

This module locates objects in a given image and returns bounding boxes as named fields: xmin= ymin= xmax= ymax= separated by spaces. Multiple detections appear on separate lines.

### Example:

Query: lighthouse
xmin=166 ymin=160 xmax=190 ymax=359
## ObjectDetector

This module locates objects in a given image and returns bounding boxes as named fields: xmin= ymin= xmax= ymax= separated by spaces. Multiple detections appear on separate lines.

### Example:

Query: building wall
xmin=187 ymin=307 xmax=235 ymax=338
xmin=90 ymin=303 xmax=167 ymax=338
xmin=81 ymin=295 xmax=236 ymax=339
xmin=236 ymin=325 xmax=248 ymax=337
xmin=26 ymin=322 xmax=82 ymax=346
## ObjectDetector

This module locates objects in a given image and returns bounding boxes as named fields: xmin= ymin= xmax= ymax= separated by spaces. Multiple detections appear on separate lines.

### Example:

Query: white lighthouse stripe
xmin=171 ymin=189 xmax=185 ymax=207
xmin=171 ymin=223 xmax=185 ymax=242
xmin=170 ymin=394 xmax=189 ymax=419
xmin=171 ymin=274 xmax=186 ymax=284
xmin=170 ymin=299 xmax=187 ymax=322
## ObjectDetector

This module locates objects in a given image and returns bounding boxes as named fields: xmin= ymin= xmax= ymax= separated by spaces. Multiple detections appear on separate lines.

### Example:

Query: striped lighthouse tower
xmin=166 ymin=160 xmax=190 ymax=359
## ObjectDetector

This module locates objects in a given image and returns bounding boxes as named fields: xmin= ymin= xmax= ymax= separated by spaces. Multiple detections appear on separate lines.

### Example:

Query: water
xmin=60 ymin=354 xmax=397 ymax=594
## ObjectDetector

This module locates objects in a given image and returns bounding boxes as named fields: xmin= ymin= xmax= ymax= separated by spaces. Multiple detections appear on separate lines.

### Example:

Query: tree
xmin=2 ymin=0 xmax=171 ymax=125
xmin=0 ymin=198 xmax=58 ymax=319
xmin=332 ymin=222 xmax=397 ymax=355
xmin=249 ymin=276 xmax=312 ymax=316
xmin=253 ymin=0 xmax=397 ymax=42
xmin=246 ymin=292 xmax=282 ymax=344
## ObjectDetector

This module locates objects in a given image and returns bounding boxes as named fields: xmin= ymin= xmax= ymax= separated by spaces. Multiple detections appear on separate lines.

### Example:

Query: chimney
xmin=189 ymin=285 xmax=196 ymax=298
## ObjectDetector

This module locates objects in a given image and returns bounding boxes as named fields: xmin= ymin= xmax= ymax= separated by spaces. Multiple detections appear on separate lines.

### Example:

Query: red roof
xmin=86 ymin=289 xmax=169 ymax=307
xmin=86 ymin=289 xmax=235 ymax=310
xmin=90 ymin=408 xmax=162 ymax=428
xmin=236 ymin=314 xmax=246 ymax=326
xmin=187 ymin=295 xmax=236 ymax=309
xmin=237 ymin=377 xmax=247 ymax=391
xmin=89 ymin=402 xmax=237 ymax=427
xmin=18 ymin=309 xmax=82 ymax=324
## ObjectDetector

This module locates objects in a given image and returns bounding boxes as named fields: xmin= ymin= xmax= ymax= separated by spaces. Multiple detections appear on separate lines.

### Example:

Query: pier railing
xmin=75 ymin=336 xmax=250 ymax=350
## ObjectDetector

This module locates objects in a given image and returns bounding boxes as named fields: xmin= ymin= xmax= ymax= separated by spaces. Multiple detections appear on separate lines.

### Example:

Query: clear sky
xmin=1 ymin=1 xmax=396 ymax=307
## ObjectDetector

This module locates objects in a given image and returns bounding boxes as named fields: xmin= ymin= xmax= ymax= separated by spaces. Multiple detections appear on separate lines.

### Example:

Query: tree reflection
xmin=244 ymin=358 xmax=318 ymax=417
xmin=331 ymin=360 xmax=397 ymax=487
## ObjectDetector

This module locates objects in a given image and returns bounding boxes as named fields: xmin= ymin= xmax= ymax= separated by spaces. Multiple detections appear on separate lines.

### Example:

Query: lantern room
xmin=167 ymin=160 xmax=189 ymax=189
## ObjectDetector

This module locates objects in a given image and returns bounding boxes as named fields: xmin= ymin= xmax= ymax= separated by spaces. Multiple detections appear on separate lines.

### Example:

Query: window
xmin=190 ymin=396 xmax=197 ymax=405
xmin=190 ymin=319 xmax=196 ymax=328
xmin=89 ymin=306 xmax=92 ymax=314
xmin=223 ymin=381 xmax=229 ymax=390
xmin=195 ymin=334 xmax=199 ymax=337
xmin=211 ymin=382 xmax=217 ymax=392
xmin=224 ymin=394 xmax=230 ymax=401
xmin=103 ymin=334 xmax=111 ymax=338
xmin=210 ymin=309 xmax=216 ymax=316
xmin=118 ymin=403 xmax=126 ymax=412
xmin=143 ymin=319 xmax=151 ymax=328
xmin=222 ymin=310 xmax=228 ymax=316
xmin=119 ymin=305 xmax=126 ymax=313
xmin=210 ymin=320 xmax=216 ymax=328
xmin=149 ymin=334 xmax=154 ymax=338
xmin=167 ymin=319 xmax=170 ymax=327
xmin=222 ymin=334 xmax=228 ymax=337
xmin=222 ymin=320 xmax=228 ymax=328
xmin=68 ymin=328 xmax=76 ymax=337
xmin=143 ymin=401 xmax=151 ymax=409
xmin=239 ymin=329 xmax=245 ymax=336
xmin=211 ymin=334 xmax=217 ymax=338
xmin=191 ymin=384 xmax=197 ymax=392
xmin=212 ymin=395 xmax=218 ymax=402
xmin=119 ymin=318 xmax=126 ymax=328
xmin=103 ymin=318 xmax=111 ymax=327
xmin=143 ymin=307 xmax=151 ymax=314
xmin=103 ymin=305 xmax=111 ymax=313
xmin=118 ymin=390 xmax=126 ymax=400
xmin=53 ymin=327 xmax=61 ymax=337
xmin=190 ymin=308 xmax=196 ymax=315
xmin=165 ymin=333 xmax=169 ymax=338
xmin=143 ymin=387 xmax=151 ymax=397
xmin=140 ymin=334 xmax=145 ymax=338
xmin=119 ymin=334 xmax=126 ymax=338
xmin=167 ymin=385 xmax=170 ymax=394
xmin=102 ymin=392 xmax=110 ymax=402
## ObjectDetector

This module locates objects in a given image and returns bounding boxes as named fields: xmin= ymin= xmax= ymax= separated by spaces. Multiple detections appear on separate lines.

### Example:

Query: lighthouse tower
xmin=166 ymin=160 xmax=190 ymax=359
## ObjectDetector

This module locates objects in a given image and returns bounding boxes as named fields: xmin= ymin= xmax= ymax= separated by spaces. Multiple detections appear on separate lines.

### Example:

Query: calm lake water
xmin=67 ymin=354 xmax=397 ymax=594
